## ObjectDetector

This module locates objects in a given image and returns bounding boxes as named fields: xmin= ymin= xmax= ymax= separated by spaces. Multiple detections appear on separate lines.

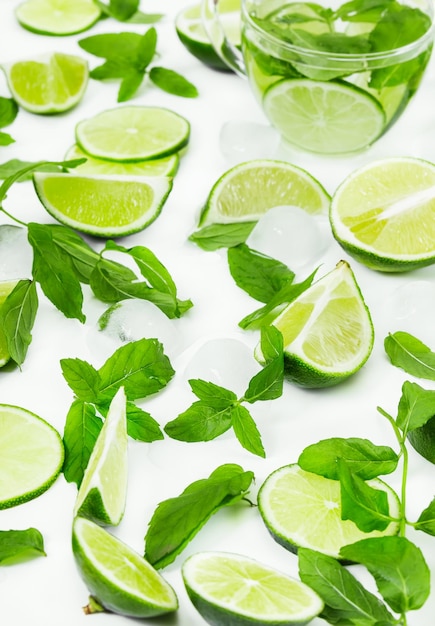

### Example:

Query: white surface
xmin=0 ymin=1 xmax=434 ymax=625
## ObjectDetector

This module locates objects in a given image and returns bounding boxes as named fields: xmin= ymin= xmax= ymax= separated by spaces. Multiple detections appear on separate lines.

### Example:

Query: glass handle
xmin=201 ymin=0 xmax=246 ymax=76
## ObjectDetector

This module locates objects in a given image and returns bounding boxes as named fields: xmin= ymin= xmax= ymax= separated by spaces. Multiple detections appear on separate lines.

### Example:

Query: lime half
xmin=182 ymin=551 xmax=324 ymax=626
xmin=72 ymin=517 xmax=178 ymax=618
xmin=33 ymin=172 xmax=173 ymax=237
xmin=263 ymin=78 xmax=386 ymax=154
xmin=2 ymin=52 xmax=88 ymax=114
xmin=75 ymin=106 xmax=190 ymax=162
xmin=258 ymin=464 xmax=400 ymax=559
xmin=0 ymin=404 xmax=64 ymax=509
xmin=15 ymin=0 xmax=101 ymax=35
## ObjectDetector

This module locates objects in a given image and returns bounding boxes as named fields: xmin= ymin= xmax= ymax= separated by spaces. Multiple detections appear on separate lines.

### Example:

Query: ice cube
xmin=0 ymin=225 xmax=33 ymax=280
xmin=219 ymin=120 xmax=280 ymax=165
xmin=381 ymin=280 xmax=435 ymax=344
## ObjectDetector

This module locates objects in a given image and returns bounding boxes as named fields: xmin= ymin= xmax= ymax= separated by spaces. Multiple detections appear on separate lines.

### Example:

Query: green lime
xmin=75 ymin=106 xmax=190 ymax=162
xmin=72 ymin=516 xmax=178 ymax=617
xmin=32 ymin=171 xmax=173 ymax=238
xmin=330 ymin=157 xmax=435 ymax=272
xmin=15 ymin=0 xmax=101 ymax=35
xmin=199 ymin=159 xmax=330 ymax=227
xmin=408 ymin=415 xmax=435 ymax=464
xmin=258 ymin=464 xmax=400 ymax=559
xmin=182 ymin=551 xmax=324 ymax=626
xmin=65 ymin=144 xmax=180 ymax=177
xmin=0 ymin=404 xmax=64 ymax=509
xmin=74 ymin=387 xmax=128 ymax=526
xmin=263 ymin=78 xmax=386 ymax=154
xmin=2 ymin=52 xmax=88 ymax=114
xmin=256 ymin=260 xmax=374 ymax=388
xmin=0 ymin=280 xmax=19 ymax=367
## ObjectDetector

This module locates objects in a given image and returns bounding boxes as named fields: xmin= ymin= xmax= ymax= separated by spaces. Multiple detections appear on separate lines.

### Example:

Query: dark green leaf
xmin=0 ymin=97 xmax=18 ymax=129
xmin=0 ymin=279 xmax=38 ymax=366
xmin=164 ymin=401 xmax=233 ymax=442
xmin=0 ymin=131 xmax=14 ymax=146
xmin=189 ymin=222 xmax=256 ymax=250
xmin=118 ymin=69 xmax=145 ymax=101
xmin=231 ymin=404 xmax=265 ymax=457
xmin=62 ymin=400 xmax=103 ymax=486
xmin=125 ymin=402 xmax=163 ymax=441
xmin=149 ymin=66 xmax=198 ymax=98
xmin=415 ymin=497 xmax=435 ymax=535
xmin=144 ymin=464 xmax=254 ymax=568
xmin=60 ymin=358 xmax=101 ymax=403
xmin=0 ymin=529 xmax=45 ymax=564
xmin=49 ymin=225 xmax=100 ymax=284
xmin=243 ymin=358 xmax=284 ymax=403
xmin=384 ymin=331 xmax=435 ymax=380
xmin=396 ymin=380 xmax=435 ymax=434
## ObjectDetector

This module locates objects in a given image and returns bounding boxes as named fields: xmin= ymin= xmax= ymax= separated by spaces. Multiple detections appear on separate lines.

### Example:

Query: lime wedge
xmin=32 ymin=171 xmax=173 ymax=237
xmin=72 ymin=516 xmax=178 ymax=618
xmin=75 ymin=106 xmax=190 ymax=162
xmin=0 ymin=280 xmax=19 ymax=367
xmin=15 ymin=0 xmax=101 ymax=35
xmin=74 ymin=387 xmax=127 ymax=526
xmin=255 ymin=260 xmax=374 ymax=387
xmin=263 ymin=78 xmax=386 ymax=154
xmin=0 ymin=404 xmax=64 ymax=509
xmin=199 ymin=159 xmax=330 ymax=227
xmin=65 ymin=144 xmax=179 ymax=177
xmin=182 ymin=551 xmax=324 ymax=626
xmin=330 ymin=156 xmax=435 ymax=272
xmin=258 ymin=464 xmax=400 ymax=559
xmin=2 ymin=52 xmax=88 ymax=114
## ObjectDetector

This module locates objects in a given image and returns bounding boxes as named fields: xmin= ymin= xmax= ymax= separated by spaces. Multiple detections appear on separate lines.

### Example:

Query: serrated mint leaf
xmin=415 ymin=497 xmax=435 ymax=535
xmin=384 ymin=331 xmax=435 ymax=380
xmin=231 ymin=404 xmax=265 ymax=457
xmin=149 ymin=66 xmax=198 ymax=98
xmin=396 ymin=380 xmax=435 ymax=433
xmin=189 ymin=222 xmax=257 ymax=250
xmin=0 ymin=528 xmax=45 ymax=564
xmin=62 ymin=400 xmax=103 ymax=487
xmin=49 ymin=225 xmax=100 ymax=284
xmin=243 ymin=358 xmax=284 ymax=403
xmin=0 ymin=279 xmax=38 ymax=366
xmin=164 ymin=401 xmax=233 ymax=442
xmin=60 ymin=358 xmax=101 ymax=402
xmin=144 ymin=464 xmax=254 ymax=568
xmin=126 ymin=402 xmax=163 ymax=442
xmin=189 ymin=379 xmax=237 ymax=405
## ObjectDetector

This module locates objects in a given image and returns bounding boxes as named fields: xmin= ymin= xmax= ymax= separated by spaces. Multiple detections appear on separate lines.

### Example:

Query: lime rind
xmin=15 ymin=0 xmax=101 ymax=36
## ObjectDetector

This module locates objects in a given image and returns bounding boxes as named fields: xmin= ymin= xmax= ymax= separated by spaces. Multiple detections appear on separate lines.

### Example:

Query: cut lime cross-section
xmin=182 ymin=551 xmax=324 ymax=626
xmin=0 ymin=404 xmax=64 ymax=509
xmin=74 ymin=387 xmax=127 ymax=526
xmin=2 ymin=52 xmax=88 ymax=114
xmin=15 ymin=0 xmax=101 ymax=35
xmin=263 ymin=79 xmax=386 ymax=155
xmin=330 ymin=156 xmax=435 ymax=272
xmin=75 ymin=106 xmax=190 ymax=162
xmin=33 ymin=171 xmax=173 ymax=237
xmin=258 ymin=464 xmax=400 ymax=559
xmin=72 ymin=517 xmax=178 ymax=618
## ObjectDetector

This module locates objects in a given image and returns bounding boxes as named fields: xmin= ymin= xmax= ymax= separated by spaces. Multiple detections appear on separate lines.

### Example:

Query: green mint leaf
xmin=291 ymin=28 xmax=371 ymax=54
xmin=0 ymin=159 xmax=80 ymax=181
xmin=338 ymin=459 xmax=391 ymax=532
xmin=27 ymin=223 xmax=85 ymax=322
xmin=415 ymin=497 xmax=435 ymax=535
xmin=125 ymin=402 xmax=163 ymax=442
xmin=149 ymin=66 xmax=199 ymax=98
xmin=164 ymin=400 xmax=233 ymax=442
xmin=340 ymin=536 xmax=430 ymax=613
xmin=298 ymin=437 xmax=399 ymax=480
xmin=118 ymin=69 xmax=144 ymax=101
xmin=336 ymin=0 xmax=395 ymax=22
xmin=60 ymin=358 xmax=101 ymax=403
xmin=125 ymin=10 xmax=163 ymax=24
xmin=189 ymin=222 xmax=256 ymax=250
xmin=0 ymin=96 xmax=18 ymax=129
xmin=384 ymin=331 xmax=435 ymax=380
xmin=243 ymin=357 xmax=284 ymax=403
xmin=0 ymin=528 xmax=45 ymax=564
xmin=62 ymin=400 xmax=103 ymax=486
xmin=231 ymin=404 xmax=265 ymax=457
xmin=0 ymin=131 xmax=14 ymax=146
xmin=144 ymin=463 xmax=254 ymax=568
xmin=135 ymin=27 xmax=157 ymax=70
xmin=90 ymin=59 xmax=132 ymax=80
xmin=298 ymin=547 xmax=395 ymax=624
xmin=396 ymin=380 xmax=435 ymax=433
xmin=95 ymin=0 xmax=139 ymax=21
xmin=258 ymin=324 xmax=284 ymax=363
xmin=189 ymin=379 xmax=237 ymax=405
xmin=0 ymin=279 xmax=38 ymax=367
xmin=48 ymin=225 xmax=100 ymax=284
xmin=227 ymin=244 xmax=295 ymax=303
xmin=79 ymin=32 xmax=144 ymax=61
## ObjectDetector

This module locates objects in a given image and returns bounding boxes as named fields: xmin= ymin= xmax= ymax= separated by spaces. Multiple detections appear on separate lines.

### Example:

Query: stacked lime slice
xmin=15 ymin=0 xmax=101 ymax=36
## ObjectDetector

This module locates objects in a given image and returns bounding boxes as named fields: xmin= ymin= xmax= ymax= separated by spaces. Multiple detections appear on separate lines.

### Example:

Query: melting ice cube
xmin=219 ymin=120 xmax=280 ymax=164
xmin=0 ymin=225 xmax=33 ymax=280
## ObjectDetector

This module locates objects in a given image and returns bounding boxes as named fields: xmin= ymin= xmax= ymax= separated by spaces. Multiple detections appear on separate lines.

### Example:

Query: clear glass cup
xmin=202 ymin=0 xmax=435 ymax=155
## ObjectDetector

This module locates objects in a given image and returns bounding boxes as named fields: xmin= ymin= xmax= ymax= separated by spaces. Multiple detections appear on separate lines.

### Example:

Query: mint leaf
xmin=62 ymin=400 xmax=103 ymax=486
xmin=243 ymin=326 xmax=284 ymax=403
xmin=0 ymin=279 xmax=38 ymax=366
xmin=79 ymin=32 xmax=144 ymax=61
xmin=48 ymin=225 xmax=100 ymax=284
xmin=396 ymin=380 xmax=435 ymax=433
xmin=340 ymin=536 xmax=430 ymax=613
xmin=0 ymin=96 xmax=18 ymax=129
xmin=189 ymin=379 xmax=238 ymax=406
xmin=415 ymin=497 xmax=435 ymax=535
xmin=231 ymin=404 xmax=265 ymax=457
xmin=95 ymin=0 xmax=139 ymax=20
xmin=0 ymin=158 xmax=81 ymax=181
xmin=124 ymin=11 xmax=163 ymax=24
xmin=144 ymin=464 xmax=254 ymax=568
xmin=125 ymin=402 xmax=163 ymax=442
xmin=164 ymin=399 xmax=234 ymax=442
xmin=189 ymin=222 xmax=257 ymax=250
xmin=384 ymin=331 xmax=435 ymax=380
xmin=118 ymin=69 xmax=145 ymax=101
xmin=0 ymin=529 xmax=45 ymax=564
xmin=0 ymin=131 xmax=14 ymax=146
xmin=149 ymin=67 xmax=199 ymax=98
xmin=60 ymin=358 xmax=101 ymax=403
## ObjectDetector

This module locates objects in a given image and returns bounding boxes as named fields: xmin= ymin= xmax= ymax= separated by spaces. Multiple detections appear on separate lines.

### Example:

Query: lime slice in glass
xmin=15 ymin=0 xmax=101 ymax=35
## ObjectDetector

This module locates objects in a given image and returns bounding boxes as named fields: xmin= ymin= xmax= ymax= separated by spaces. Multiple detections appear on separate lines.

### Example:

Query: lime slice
xmin=258 ymin=464 xmax=400 ymax=559
xmin=33 ymin=171 xmax=173 ymax=238
xmin=199 ymin=159 xmax=330 ymax=227
xmin=182 ymin=551 xmax=324 ymax=626
xmin=72 ymin=516 xmax=178 ymax=618
xmin=255 ymin=260 xmax=374 ymax=387
xmin=0 ymin=404 xmax=64 ymax=509
xmin=65 ymin=144 xmax=179 ymax=177
xmin=176 ymin=1 xmax=241 ymax=71
xmin=74 ymin=388 xmax=127 ymax=526
xmin=15 ymin=0 xmax=101 ymax=36
xmin=0 ymin=280 xmax=19 ymax=367
xmin=2 ymin=52 xmax=88 ymax=114
xmin=330 ymin=157 xmax=435 ymax=272
xmin=75 ymin=106 xmax=190 ymax=162
xmin=263 ymin=78 xmax=386 ymax=154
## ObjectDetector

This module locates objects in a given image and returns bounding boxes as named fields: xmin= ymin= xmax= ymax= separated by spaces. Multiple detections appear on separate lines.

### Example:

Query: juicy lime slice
xmin=0 ymin=404 xmax=64 ymax=509
xmin=330 ymin=156 xmax=435 ymax=272
xmin=263 ymin=78 xmax=386 ymax=154
xmin=15 ymin=0 xmax=101 ymax=35
xmin=32 ymin=171 xmax=173 ymax=237
xmin=74 ymin=387 xmax=127 ymax=526
xmin=256 ymin=260 xmax=374 ymax=387
xmin=72 ymin=516 xmax=178 ymax=618
xmin=199 ymin=159 xmax=330 ymax=226
xmin=182 ymin=551 xmax=324 ymax=626
xmin=176 ymin=0 xmax=241 ymax=71
xmin=65 ymin=144 xmax=179 ymax=177
xmin=258 ymin=464 xmax=400 ymax=559
xmin=75 ymin=106 xmax=190 ymax=162
xmin=2 ymin=52 xmax=88 ymax=114
xmin=0 ymin=280 xmax=19 ymax=367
